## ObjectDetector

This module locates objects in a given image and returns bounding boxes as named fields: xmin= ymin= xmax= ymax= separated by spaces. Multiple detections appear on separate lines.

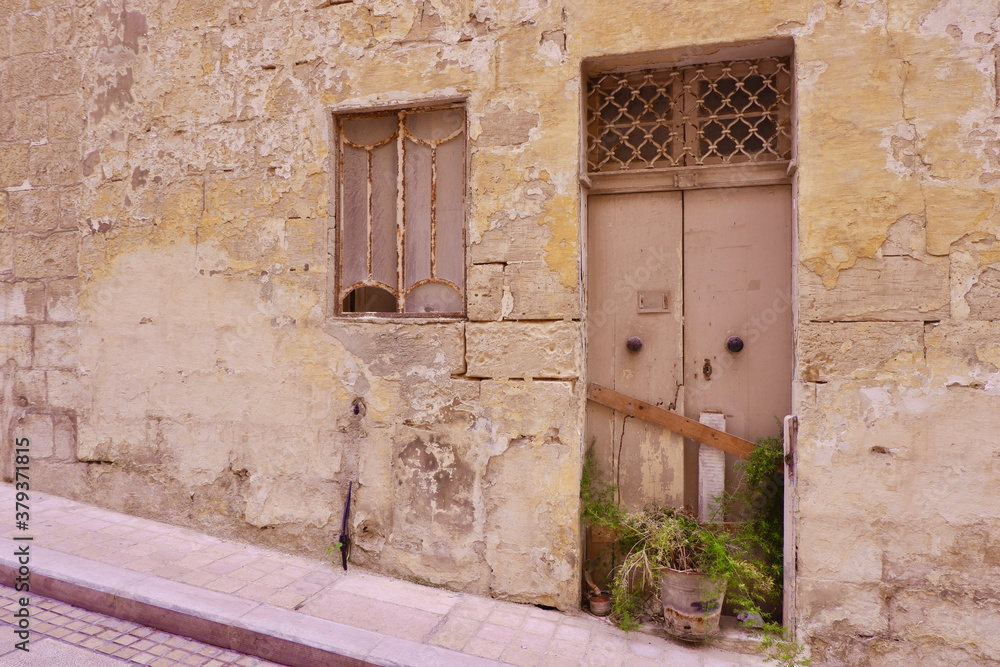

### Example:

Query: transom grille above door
xmin=586 ymin=57 xmax=792 ymax=173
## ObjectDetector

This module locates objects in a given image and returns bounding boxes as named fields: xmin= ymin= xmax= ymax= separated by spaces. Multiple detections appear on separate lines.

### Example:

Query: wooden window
xmin=335 ymin=105 xmax=466 ymax=316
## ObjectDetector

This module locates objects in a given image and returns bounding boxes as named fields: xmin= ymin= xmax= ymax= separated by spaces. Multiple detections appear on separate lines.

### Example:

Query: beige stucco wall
xmin=1 ymin=0 xmax=999 ymax=662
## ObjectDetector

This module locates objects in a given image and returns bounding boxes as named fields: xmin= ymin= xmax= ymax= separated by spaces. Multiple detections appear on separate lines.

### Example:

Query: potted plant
xmin=609 ymin=506 xmax=773 ymax=639
xmin=581 ymin=450 xmax=775 ymax=639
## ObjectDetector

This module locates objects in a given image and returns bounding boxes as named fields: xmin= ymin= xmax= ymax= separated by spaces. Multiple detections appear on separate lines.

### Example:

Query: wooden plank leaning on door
xmin=587 ymin=383 xmax=755 ymax=460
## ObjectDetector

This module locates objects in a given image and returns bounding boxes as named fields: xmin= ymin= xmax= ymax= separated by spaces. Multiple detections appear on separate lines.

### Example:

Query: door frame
xmin=579 ymin=40 xmax=800 ymax=630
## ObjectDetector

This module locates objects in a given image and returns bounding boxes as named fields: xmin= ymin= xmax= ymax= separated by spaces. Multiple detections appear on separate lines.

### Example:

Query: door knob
xmin=626 ymin=337 xmax=643 ymax=352
xmin=727 ymin=336 xmax=744 ymax=353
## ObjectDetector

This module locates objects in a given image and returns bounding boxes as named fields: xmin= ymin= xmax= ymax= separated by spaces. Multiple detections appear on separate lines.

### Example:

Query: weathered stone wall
xmin=790 ymin=2 xmax=1000 ymax=664
xmin=0 ymin=0 xmax=585 ymax=609
xmin=1 ymin=0 xmax=999 ymax=661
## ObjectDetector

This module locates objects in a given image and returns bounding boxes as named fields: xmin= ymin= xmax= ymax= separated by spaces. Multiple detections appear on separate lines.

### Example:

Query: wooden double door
xmin=586 ymin=185 xmax=792 ymax=512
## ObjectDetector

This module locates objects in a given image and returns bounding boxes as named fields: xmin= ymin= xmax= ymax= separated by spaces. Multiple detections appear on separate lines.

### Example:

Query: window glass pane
xmin=434 ymin=133 xmax=465 ymax=289
xmin=403 ymin=138 xmax=431 ymax=290
xmin=343 ymin=115 xmax=398 ymax=146
xmin=371 ymin=142 xmax=398 ymax=289
xmin=344 ymin=286 xmax=397 ymax=313
xmin=341 ymin=144 xmax=368 ymax=287
xmin=404 ymin=282 xmax=462 ymax=314
xmin=338 ymin=106 xmax=466 ymax=317
xmin=405 ymin=108 xmax=464 ymax=142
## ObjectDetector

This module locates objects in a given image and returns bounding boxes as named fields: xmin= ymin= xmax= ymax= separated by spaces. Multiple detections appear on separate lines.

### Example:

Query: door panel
xmin=586 ymin=192 xmax=685 ymax=511
xmin=586 ymin=185 xmax=792 ymax=513
xmin=682 ymin=185 xmax=793 ymax=507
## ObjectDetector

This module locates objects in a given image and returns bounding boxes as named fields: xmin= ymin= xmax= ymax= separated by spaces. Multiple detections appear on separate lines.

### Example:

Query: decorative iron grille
xmin=586 ymin=57 xmax=792 ymax=173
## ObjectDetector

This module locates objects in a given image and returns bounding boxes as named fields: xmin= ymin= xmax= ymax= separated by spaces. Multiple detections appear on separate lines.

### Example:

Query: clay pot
xmin=660 ymin=569 xmax=727 ymax=640
xmin=588 ymin=591 xmax=611 ymax=616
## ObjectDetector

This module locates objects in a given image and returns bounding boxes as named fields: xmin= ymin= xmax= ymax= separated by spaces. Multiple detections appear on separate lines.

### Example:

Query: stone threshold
xmin=609 ymin=613 xmax=764 ymax=656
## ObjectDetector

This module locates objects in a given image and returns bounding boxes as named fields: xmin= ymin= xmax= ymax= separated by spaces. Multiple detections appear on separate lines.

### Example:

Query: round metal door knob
xmin=626 ymin=337 xmax=643 ymax=352
xmin=727 ymin=336 xmax=744 ymax=353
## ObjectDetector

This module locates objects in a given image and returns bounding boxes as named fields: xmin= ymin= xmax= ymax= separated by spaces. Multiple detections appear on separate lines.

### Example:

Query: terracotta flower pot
xmin=588 ymin=591 xmax=611 ymax=616
xmin=660 ymin=568 xmax=727 ymax=640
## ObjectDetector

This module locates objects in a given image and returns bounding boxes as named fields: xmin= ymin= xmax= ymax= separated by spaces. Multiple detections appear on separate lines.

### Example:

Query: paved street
xmin=0 ymin=584 xmax=284 ymax=666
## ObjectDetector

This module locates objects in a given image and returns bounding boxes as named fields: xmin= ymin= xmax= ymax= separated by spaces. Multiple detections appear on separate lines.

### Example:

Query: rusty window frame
xmin=334 ymin=103 xmax=467 ymax=318
xmin=586 ymin=57 xmax=792 ymax=173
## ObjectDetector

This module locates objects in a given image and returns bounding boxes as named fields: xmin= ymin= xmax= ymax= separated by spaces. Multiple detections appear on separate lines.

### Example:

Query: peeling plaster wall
xmin=1 ymin=0 xmax=1000 ymax=661
xmin=0 ymin=0 xmax=585 ymax=610
xmin=790 ymin=2 xmax=1000 ymax=664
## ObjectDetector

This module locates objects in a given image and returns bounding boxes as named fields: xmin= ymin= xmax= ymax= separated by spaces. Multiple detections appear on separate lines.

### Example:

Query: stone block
xmin=161 ymin=0 xmax=229 ymax=30
xmin=52 ymin=413 xmax=76 ymax=461
xmin=796 ymin=578 xmax=887 ymax=636
xmin=152 ymin=420 xmax=234 ymax=486
xmin=14 ymin=231 xmax=78 ymax=278
xmin=924 ymin=321 xmax=1000 ymax=386
xmin=800 ymin=256 xmax=949 ymax=321
xmin=391 ymin=428 xmax=478 ymax=533
xmin=57 ymin=185 xmax=82 ymax=231
xmin=12 ymin=368 xmax=44 ymax=407
xmin=0 ymin=0 xmax=26 ymax=14
xmin=399 ymin=377 xmax=481 ymax=429
xmin=0 ymin=144 xmax=28 ymax=188
xmin=475 ymin=104 xmax=539 ymax=147
xmin=0 ymin=101 xmax=13 ymax=140
xmin=798 ymin=322 xmax=924 ymax=382
xmin=45 ymin=277 xmax=77 ymax=321
xmin=483 ymin=437 xmax=580 ymax=609
xmin=8 ymin=188 xmax=59 ymax=232
xmin=243 ymin=475 xmax=339 ymax=528
xmin=229 ymin=422 xmax=328 ymax=479
xmin=51 ymin=6 xmax=75 ymax=49
xmin=801 ymin=381 xmax=1000 ymax=524
xmin=0 ymin=324 xmax=31 ymax=365
xmin=14 ymin=97 xmax=46 ymax=143
xmin=503 ymin=260 xmax=579 ymax=320
xmin=796 ymin=512 xmax=882 ymax=583
xmin=0 ymin=102 xmax=13 ymax=140
xmin=466 ymin=263 xmax=503 ymax=321
xmin=964 ymin=266 xmax=1000 ymax=320
xmin=67 ymin=5 xmax=100 ymax=49
xmin=469 ymin=216 xmax=548 ymax=265
xmin=7 ymin=52 xmax=82 ymax=98
xmin=15 ymin=412 xmax=53 ymax=458
xmin=0 ymin=232 xmax=12 ymax=274
xmin=10 ymin=10 xmax=50 ymax=55
xmin=330 ymin=322 xmax=466 ymax=378
xmin=34 ymin=323 xmax=76 ymax=368
xmin=28 ymin=142 xmax=81 ymax=186
xmin=0 ymin=280 xmax=45 ymax=322
xmin=46 ymin=369 xmax=83 ymax=411
xmin=466 ymin=321 xmax=580 ymax=379
xmin=890 ymin=590 xmax=1000 ymax=656
xmin=926 ymin=186 xmax=995 ymax=256
xmin=47 ymin=95 xmax=83 ymax=142
xmin=479 ymin=379 xmax=578 ymax=446
xmin=367 ymin=422 xmax=493 ymax=593
xmin=284 ymin=217 xmax=323 ymax=268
